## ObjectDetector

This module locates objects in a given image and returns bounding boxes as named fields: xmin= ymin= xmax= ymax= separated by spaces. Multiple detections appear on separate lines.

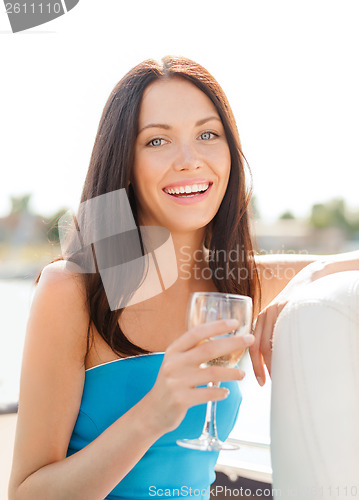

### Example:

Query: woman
xmin=8 ymin=56 xmax=358 ymax=499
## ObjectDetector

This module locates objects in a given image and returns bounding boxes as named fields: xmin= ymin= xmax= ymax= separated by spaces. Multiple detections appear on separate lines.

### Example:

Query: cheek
xmin=132 ymin=157 xmax=161 ymax=208
xmin=215 ymin=146 xmax=231 ymax=182
xmin=133 ymin=150 xmax=165 ymax=182
xmin=132 ymin=153 xmax=151 ymax=188
xmin=215 ymin=150 xmax=231 ymax=199
xmin=131 ymin=163 xmax=147 ymax=206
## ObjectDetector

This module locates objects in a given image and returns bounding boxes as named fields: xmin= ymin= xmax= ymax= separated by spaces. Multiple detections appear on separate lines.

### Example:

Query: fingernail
xmin=256 ymin=376 xmax=264 ymax=386
xmin=223 ymin=388 xmax=230 ymax=398
xmin=225 ymin=319 xmax=238 ymax=328
xmin=238 ymin=370 xmax=245 ymax=379
xmin=243 ymin=334 xmax=255 ymax=344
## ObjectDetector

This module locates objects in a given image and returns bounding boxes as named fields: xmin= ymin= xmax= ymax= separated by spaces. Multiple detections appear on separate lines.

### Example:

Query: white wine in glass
xmin=177 ymin=292 xmax=253 ymax=452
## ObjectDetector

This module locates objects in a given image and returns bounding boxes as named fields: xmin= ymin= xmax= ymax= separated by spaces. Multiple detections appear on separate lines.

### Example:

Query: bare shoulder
xmin=34 ymin=260 xmax=90 ymax=358
xmin=39 ymin=259 xmax=87 ymax=293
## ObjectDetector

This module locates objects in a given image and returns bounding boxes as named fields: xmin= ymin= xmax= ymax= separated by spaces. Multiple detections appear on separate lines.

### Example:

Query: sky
xmin=1 ymin=0 xmax=358 ymax=222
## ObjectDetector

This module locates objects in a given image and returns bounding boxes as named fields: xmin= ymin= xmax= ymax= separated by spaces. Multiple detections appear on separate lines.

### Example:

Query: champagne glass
xmin=177 ymin=292 xmax=253 ymax=451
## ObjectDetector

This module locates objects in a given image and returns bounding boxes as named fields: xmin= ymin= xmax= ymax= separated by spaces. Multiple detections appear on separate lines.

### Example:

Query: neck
xmin=156 ymin=227 xmax=216 ymax=300
xmin=134 ymin=224 xmax=215 ymax=304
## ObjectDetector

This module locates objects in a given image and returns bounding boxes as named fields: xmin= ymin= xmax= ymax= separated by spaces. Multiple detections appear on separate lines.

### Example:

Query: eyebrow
xmin=138 ymin=116 xmax=222 ymax=135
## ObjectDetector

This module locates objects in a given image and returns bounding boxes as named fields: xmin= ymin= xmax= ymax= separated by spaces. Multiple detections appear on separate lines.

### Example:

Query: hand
xmin=146 ymin=319 xmax=255 ymax=434
xmin=250 ymin=260 xmax=328 ymax=386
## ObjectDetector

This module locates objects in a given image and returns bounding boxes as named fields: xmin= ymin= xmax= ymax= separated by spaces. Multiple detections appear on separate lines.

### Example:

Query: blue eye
xmin=148 ymin=138 xmax=165 ymax=147
xmin=200 ymin=132 xmax=217 ymax=140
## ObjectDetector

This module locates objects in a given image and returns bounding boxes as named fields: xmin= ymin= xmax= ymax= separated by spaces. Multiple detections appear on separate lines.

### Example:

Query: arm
xmin=251 ymin=250 xmax=359 ymax=385
xmin=310 ymin=249 xmax=359 ymax=278
xmin=255 ymin=250 xmax=359 ymax=310
xmin=8 ymin=263 xmax=165 ymax=500
xmin=9 ymin=262 xmax=252 ymax=500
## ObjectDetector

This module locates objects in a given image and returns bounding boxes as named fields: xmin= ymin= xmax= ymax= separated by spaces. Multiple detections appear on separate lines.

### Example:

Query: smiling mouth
xmin=163 ymin=182 xmax=212 ymax=198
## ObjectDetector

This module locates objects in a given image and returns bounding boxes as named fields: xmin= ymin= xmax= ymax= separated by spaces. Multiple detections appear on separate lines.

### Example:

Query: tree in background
xmin=10 ymin=194 xmax=32 ymax=215
xmin=45 ymin=208 xmax=69 ymax=245
xmin=250 ymin=194 xmax=261 ymax=220
xmin=310 ymin=198 xmax=359 ymax=238
xmin=279 ymin=210 xmax=295 ymax=220
xmin=0 ymin=194 xmax=69 ymax=247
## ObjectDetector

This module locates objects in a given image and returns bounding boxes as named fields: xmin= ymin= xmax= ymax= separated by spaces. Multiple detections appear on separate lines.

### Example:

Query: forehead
xmin=138 ymin=78 xmax=220 ymax=126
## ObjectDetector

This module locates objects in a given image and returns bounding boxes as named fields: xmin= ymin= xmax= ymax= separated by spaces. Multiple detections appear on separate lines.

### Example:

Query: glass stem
xmin=202 ymin=382 xmax=220 ymax=440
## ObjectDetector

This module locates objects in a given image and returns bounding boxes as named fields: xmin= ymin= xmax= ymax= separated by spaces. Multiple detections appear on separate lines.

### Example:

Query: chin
xmin=164 ymin=216 xmax=213 ymax=234
xmin=138 ymin=205 xmax=215 ymax=233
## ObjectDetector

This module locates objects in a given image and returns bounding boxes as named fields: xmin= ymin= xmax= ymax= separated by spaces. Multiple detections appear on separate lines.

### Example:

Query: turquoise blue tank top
xmin=66 ymin=352 xmax=242 ymax=499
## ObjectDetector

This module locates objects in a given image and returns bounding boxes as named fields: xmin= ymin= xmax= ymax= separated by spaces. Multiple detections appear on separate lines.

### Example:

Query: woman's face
xmin=131 ymin=77 xmax=231 ymax=233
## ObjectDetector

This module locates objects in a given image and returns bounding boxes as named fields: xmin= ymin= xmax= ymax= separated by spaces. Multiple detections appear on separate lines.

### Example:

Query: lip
xmin=162 ymin=182 xmax=213 ymax=205
xmin=162 ymin=178 xmax=212 ymax=190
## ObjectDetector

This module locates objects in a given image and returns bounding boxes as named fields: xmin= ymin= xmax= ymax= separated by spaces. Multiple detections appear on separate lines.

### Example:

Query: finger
xmin=185 ymin=366 xmax=245 ymax=386
xmin=188 ymin=333 xmax=255 ymax=367
xmin=169 ymin=319 xmax=239 ymax=353
xmin=249 ymin=312 xmax=266 ymax=385
xmin=186 ymin=386 xmax=231 ymax=407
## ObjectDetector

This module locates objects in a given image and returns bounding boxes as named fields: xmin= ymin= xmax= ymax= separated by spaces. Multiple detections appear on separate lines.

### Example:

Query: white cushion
xmin=270 ymin=271 xmax=359 ymax=499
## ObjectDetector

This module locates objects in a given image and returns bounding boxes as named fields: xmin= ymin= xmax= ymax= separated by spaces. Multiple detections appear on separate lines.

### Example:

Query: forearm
xmin=11 ymin=394 xmax=163 ymax=500
xmin=314 ymin=249 xmax=359 ymax=279
xmin=255 ymin=251 xmax=359 ymax=310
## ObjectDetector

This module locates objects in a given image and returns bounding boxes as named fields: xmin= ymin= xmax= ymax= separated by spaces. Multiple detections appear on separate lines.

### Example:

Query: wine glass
xmin=176 ymin=292 xmax=253 ymax=452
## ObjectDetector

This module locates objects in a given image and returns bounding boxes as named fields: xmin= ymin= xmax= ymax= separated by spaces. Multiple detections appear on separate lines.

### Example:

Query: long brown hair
xmin=36 ymin=56 xmax=260 ymax=362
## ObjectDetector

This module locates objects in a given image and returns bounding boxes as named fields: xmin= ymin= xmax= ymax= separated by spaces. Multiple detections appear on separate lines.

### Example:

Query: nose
xmin=172 ymin=141 xmax=203 ymax=172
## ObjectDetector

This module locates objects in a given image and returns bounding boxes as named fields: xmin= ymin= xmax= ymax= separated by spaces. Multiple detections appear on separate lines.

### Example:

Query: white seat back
xmin=271 ymin=271 xmax=359 ymax=499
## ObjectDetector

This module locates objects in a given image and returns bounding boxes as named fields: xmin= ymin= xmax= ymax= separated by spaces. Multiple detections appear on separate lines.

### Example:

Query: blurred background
xmin=1 ymin=0 xmax=358 ymax=498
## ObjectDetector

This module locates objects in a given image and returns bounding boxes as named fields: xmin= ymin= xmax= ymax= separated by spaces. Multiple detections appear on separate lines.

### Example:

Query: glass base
xmin=177 ymin=436 xmax=240 ymax=452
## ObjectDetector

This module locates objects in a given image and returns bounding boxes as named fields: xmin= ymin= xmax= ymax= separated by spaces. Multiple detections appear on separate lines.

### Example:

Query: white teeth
xmin=164 ymin=183 xmax=210 ymax=195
